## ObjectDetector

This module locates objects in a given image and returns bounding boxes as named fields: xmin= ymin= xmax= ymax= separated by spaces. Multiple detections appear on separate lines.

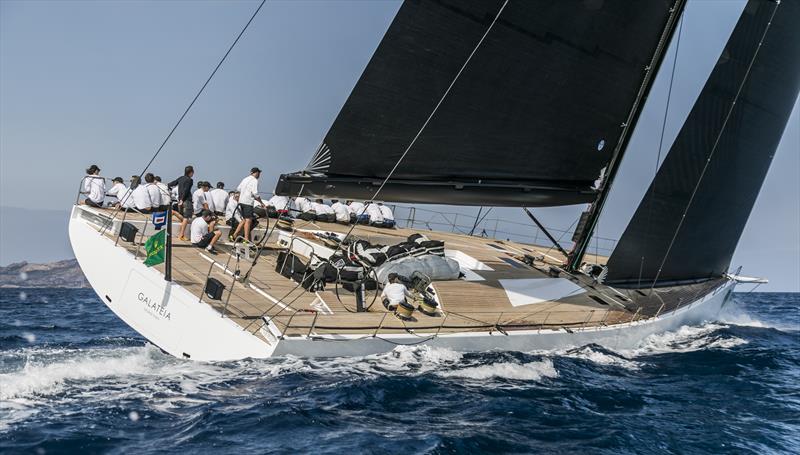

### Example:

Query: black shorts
xmin=85 ymin=198 xmax=102 ymax=208
xmin=193 ymin=232 xmax=215 ymax=248
xmin=239 ymin=203 xmax=254 ymax=219
xmin=182 ymin=200 xmax=194 ymax=218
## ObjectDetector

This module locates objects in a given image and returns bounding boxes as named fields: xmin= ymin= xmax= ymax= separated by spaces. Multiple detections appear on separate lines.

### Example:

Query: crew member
xmin=232 ymin=167 xmax=262 ymax=242
xmin=209 ymin=182 xmax=228 ymax=217
xmin=82 ymin=164 xmax=105 ymax=208
xmin=192 ymin=181 xmax=211 ymax=216
xmin=106 ymin=177 xmax=128 ymax=208
xmin=144 ymin=173 xmax=163 ymax=211
xmin=190 ymin=209 xmax=222 ymax=255
xmin=330 ymin=199 xmax=350 ymax=224
xmin=348 ymin=200 xmax=368 ymax=224
xmin=224 ymin=191 xmax=242 ymax=241
xmin=381 ymin=273 xmax=413 ymax=311
xmin=266 ymin=194 xmax=290 ymax=218
xmin=154 ymin=176 xmax=172 ymax=213
xmin=293 ymin=196 xmax=316 ymax=221
xmin=131 ymin=176 xmax=154 ymax=213
xmin=365 ymin=202 xmax=384 ymax=227
xmin=377 ymin=202 xmax=396 ymax=228
xmin=168 ymin=165 xmax=195 ymax=241
xmin=313 ymin=199 xmax=335 ymax=223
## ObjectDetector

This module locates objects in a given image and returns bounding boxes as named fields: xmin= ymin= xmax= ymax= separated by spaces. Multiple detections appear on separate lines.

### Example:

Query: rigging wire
xmin=649 ymin=2 xmax=780 ymax=290
xmin=102 ymin=0 xmax=267 ymax=233
xmin=639 ymin=15 xmax=684 ymax=287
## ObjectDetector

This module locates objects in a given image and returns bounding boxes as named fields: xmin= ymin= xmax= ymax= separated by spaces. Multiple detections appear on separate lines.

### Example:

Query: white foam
xmin=0 ymin=346 xmax=156 ymax=400
xmin=622 ymin=323 xmax=747 ymax=357
xmin=439 ymin=359 xmax=557 ymax=381
xmin=564 ymin=346 xmax=642 ymax=370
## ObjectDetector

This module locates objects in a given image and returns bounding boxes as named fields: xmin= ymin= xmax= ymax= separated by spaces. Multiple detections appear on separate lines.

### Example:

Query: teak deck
xmin=85 ymin=207 xmax=724 ymax=341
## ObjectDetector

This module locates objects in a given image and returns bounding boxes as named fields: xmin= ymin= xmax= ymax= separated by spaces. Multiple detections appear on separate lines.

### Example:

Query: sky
xmin=1 ymin=0 xmax=798 ymax=291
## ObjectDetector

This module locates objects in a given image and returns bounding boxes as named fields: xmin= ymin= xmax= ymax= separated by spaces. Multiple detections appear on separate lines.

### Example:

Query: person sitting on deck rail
xmin=365 ymin=202 xmax=384 ymax=227
xmin=129 ymin=176 xmax=154 ymax=213
xmin=381 ymin=273 xmax=413 ymax=311
xmin=106 ymin=177 xmax=127 ymax=208
xmin=209 ymin=181 xmax=228 ymax=217
xmin=168 ymin=165 xmax=195 ymax=241
xmin=232 ymin=167 xmax=262 ymax=243
xmin=313 ymin=199 xmax=336 ymax=223
xmin=330 ymin=200 xmax=351 ymax=224
xmin=82 ymin=164 xmax=106 ymax=208
xmin=377 ymin=202 xmax=395 ymax=228
xmin=190 ymin=209 xmax=221 ymax=255
xmin=294 ymin=197 xmax=316 ymax=221
xmin=192 ymin=181 xmax=211 ymax=216
xmin=144 ymin=173 xmax=163 ymax=212
xmin=266 ymin=194 xmax=290 ymax=218
xmin=153 ymin=176 xmax=172 ymax=213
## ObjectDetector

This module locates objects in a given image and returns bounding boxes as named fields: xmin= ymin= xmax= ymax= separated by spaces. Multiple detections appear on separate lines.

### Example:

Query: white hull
xmin=69 ymin=207 xmax=735 ymax=361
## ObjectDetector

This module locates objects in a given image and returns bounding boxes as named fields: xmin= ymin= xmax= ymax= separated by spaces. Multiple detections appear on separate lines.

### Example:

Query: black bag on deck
xmin=119 ymin=222 xmax=138 ymax=243
xmin=275 ymin=251 xmax=307 ymax=278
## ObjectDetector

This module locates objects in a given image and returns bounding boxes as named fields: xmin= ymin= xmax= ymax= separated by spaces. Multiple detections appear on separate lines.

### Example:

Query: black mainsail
xmin=605 ymin=0 xmax=800 ymax=287
xmin=276 ymin=0 xmax=684 ymax=206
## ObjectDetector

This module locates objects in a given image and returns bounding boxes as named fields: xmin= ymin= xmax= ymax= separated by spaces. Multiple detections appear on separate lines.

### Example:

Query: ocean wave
xmin=562 ymin=345 xmax=642 ymax=370
xmin=621 ymin=323 xmax=748 ymax=357
xmin=437 ymin=359 xmax=557 ymax=381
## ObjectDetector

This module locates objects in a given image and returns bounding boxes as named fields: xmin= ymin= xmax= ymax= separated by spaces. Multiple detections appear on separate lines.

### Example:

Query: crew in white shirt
xmin=190 ymin=209 xmax=221 ymax=254
xmin=106 ymin=177 xmax=128 ymax=208
xmin=381 ymin=273 xmax=413 ymax=310
xmin=330 ymin=200 xmax=351 ymax=224
xmin=232 ymin=167 xmax=262 ymax=242
xmin=144 ymin=173 xmax=163 ymax=211
xmin=377 ymin=202 xmax=396 ymax=228
xmin=293 ymin=197 xmax=316 ymax=221
xmin=266 ymin=195 xmax=290 ymax=217
xmin=154 ymin=176 xmax=171 ymax=207
xmin=82 ymin=164 xmax=105 ymax=208
xmin=209 ymin=182 xmax=228 ymax=216
xmin=224 ymin=192 xmax=242 ymax=239
xmin=130 ymin=176 xmax=155 ymax=213
xmin=312 ymin=199 xmax=335 ymax=222
xmin=192 ymin=181 xmax=211 ymax=216
xmin=365 ymin=202 xmax=384 ymax=226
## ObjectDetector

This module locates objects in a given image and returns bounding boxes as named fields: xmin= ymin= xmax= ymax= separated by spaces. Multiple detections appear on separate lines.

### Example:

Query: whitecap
xmin=438 ymin=359 xmax=557 ymax=381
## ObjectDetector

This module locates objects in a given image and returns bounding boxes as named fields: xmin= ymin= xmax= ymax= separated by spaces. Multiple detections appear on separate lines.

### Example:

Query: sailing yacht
xmin=69 ymin=0 xmax=799 ymax=361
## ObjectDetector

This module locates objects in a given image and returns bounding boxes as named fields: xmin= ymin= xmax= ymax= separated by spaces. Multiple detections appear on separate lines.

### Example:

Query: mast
xmin=567 ymin=0 xmax=687 ymax=272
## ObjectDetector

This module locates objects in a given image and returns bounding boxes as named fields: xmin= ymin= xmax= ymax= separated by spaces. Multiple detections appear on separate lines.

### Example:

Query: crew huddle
xmin=81 ymin=163 xmax=397 ymax=253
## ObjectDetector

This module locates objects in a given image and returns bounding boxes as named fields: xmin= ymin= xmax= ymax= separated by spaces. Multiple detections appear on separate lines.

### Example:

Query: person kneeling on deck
xmin=348 ymin=200 xmax=368 ymax=224
xmin=377 ymin=202 xmax=395 ymax=228
xmin=381 ymin=273 xmax=413 ymax=311
xmin=294 ymin=196 xmax=316 ymax=221
xmin=330 ymin=199 xmax=351 ymax=224
xmin=191 ymin=209 xmax=221 ymax=255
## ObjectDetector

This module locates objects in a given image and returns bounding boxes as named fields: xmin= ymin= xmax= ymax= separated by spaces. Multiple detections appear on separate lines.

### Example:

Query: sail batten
xmin=277 ymin=0 xmax=684 ymax=206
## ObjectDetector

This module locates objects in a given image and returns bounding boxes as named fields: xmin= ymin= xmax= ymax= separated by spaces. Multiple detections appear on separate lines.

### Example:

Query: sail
xmin=605 ymin=0 xmax=800 ymax=287
xmin=276 ymin=0 xmax=683 ymax=206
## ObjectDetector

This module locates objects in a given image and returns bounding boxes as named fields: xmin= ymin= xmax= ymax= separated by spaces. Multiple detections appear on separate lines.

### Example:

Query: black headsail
xmin=605 ymin=0 xmax=800 ymax=287
xmin=276 ymin=0 xmax=685 ymax=207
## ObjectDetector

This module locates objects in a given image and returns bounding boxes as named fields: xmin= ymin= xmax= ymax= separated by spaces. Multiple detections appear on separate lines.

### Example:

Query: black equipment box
xmin=204 ymin=277 xmax=225 ymax=300
xmin=119 ymin=222 xmax=138 ymax=243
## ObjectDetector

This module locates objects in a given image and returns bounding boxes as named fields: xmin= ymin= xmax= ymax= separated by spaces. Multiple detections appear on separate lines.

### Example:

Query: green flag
xmin=143 ymin=229 xmax=166 ymax=267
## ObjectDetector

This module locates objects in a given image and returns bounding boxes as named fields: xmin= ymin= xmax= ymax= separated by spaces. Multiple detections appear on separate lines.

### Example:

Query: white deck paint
xmin=499 ymin=278 xmax=586 ymax=306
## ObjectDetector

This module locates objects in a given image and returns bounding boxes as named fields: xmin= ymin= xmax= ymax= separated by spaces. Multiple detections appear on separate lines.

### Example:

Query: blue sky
xmin=1 ymin=0 xmax=797 ymax=291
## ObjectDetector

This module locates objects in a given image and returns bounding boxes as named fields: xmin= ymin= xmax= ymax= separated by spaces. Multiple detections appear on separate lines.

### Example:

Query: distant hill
xmin=0 ymin=259 xmax=88 ymax=288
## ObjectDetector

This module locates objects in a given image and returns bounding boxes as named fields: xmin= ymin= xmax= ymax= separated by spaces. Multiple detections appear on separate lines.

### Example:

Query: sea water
xmin=0 ymin=289 xmax=797 ymax=454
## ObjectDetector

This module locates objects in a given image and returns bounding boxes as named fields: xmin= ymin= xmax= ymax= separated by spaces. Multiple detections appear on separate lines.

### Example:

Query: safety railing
xmin=389 ymin=204 xmax=618 ymax=257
